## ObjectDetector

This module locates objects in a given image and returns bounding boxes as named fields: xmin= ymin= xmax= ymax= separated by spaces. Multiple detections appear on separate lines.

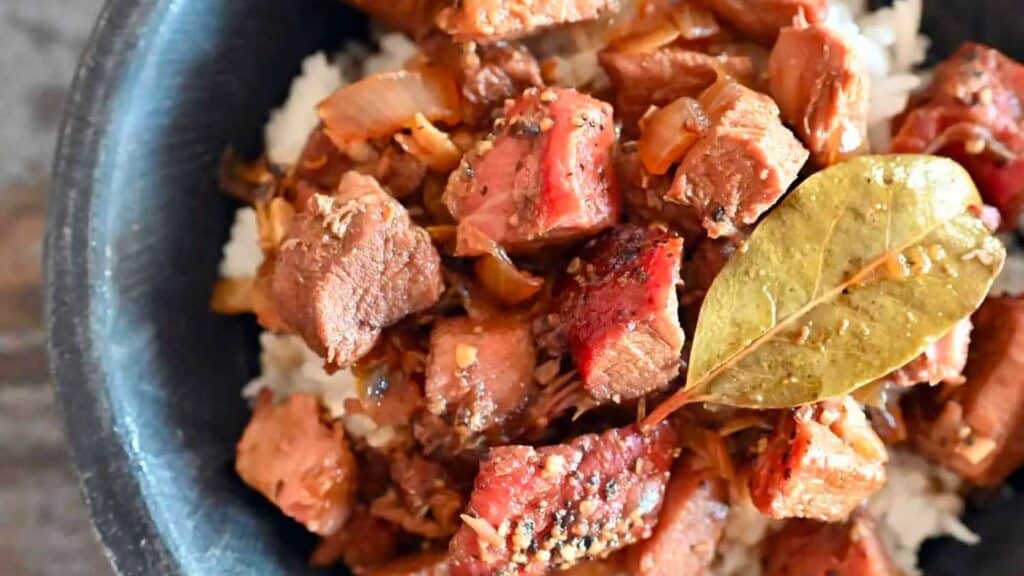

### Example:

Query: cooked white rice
xmin=219 ymin=8 xmax=996 ymax=573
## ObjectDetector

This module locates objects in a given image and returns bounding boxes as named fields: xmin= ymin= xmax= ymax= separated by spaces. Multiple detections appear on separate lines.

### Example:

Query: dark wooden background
xmin=1 ymin=0 xmax=112 ymax=573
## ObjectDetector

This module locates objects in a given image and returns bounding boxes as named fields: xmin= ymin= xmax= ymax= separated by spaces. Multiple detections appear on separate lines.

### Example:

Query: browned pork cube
xmin=271 ymin=172 xmax=444 ymax=368
xmin=769 ymin=17 xmax=870 ymax=166
xmin=697 ymin=0 xmax=828 ymax=43
xmin=426 ymin=316 xmax=537 ymax=433
xmin=599 ymin=46 xmax=756 ymax=129
xmin=615 ymin=147 xmax=703 ymax=242
xmin=880 ymin=318 xmax=973 ymax=388
xmin=667 ymin=80 xmax=808 ymax=238
xmin=625 ymin=463 xmax=729 ymax=576
xmin=438 ymin=0 xmax=619 ymax=42
xmin=750 ymin=397 xmax=888 ymax=522
xmin=763 ymin=516 xmax=897 ymax=576
xmin=444 ymin=87 xmax=619 ymax=256
xmin=909 ymin=297 xmax=1024 ymax=485
xmin=236 ymin=393 xmax=357 ymax=536
xmin=559 ymin=225 xmax=686 ymax=402
xmin=448 ymin=424 xmax=678 ymax=575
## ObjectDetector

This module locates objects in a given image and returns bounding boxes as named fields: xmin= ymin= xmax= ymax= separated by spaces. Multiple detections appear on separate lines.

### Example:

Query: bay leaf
xmin=648 ymin=155 xmax=1006 ymax=419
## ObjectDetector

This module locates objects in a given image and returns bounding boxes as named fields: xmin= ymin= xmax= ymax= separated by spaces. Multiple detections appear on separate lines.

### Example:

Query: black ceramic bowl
xmin=45 ymin=1 xmax=1024 ymax=575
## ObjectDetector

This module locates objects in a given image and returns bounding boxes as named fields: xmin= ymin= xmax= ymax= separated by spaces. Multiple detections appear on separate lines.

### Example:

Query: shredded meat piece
xmin=907 ymin=296 xmax=1024 ymax=486
xmin=370 ymin=452 xmax=467 ymax=538
xmin=769 ymin=16 xmax=870 ymax=166
xmin=439 ymin=0 xmax=620 ymax=42
xmin=448 ymin=423 xmax=678 ymax=575
xmin=559 ymin=224 xmax=686 ymax=402
xmin=235 ymin=392 xmax=357 ymax=536
xmin=270 ymin=172 xmax=444 ymax=368
xmin=696 ymin=0 xmax=828 ymax=43
xmin=749 ymin=396 xmax=888 ymax=522
xmin=762 ymin=515 xmax=897 ymax=576
xmin=616 ymin=146 xmax=704 ymax=243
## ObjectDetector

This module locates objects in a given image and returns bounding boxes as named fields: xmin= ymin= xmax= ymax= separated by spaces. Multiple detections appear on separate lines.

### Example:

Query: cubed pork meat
xmin=559 ymin=224 xmax=686 ymax=402
xmin=616 ymin=146 xmax=704 ymax=243
xmin=422 ymin=35 xmax=545 ymax=127
xmin=749 ymin=397 xmax=888 ymax=522
xmin=762 ymin=516 xmax=897 ymax=576
xmin=769 ymin=17 xmax=870 ymax=166
xmin=426 ymin=316 xmax=537 ymax=433
xmin=367 ymin=551 xmax=451 ymax=576
xmin=878 ymin=318 xmax=973 ymax=388
xmin=667 ymin=79 xmax=809 ymax=238
xmin=908 ymin=297 xmax=1024 ymax=485
xmin=697 ymin=0 xmax=828 ymax=43
xmin=270 ymin=172 xmax=444 ymax=368
xmin=371 ymin=452 xmax=467 ymax=538
xmin=310 ymin=507 xmax=399 ymax=568
xmin=236 ymin=393 xmax=357 ymax=536
xmin=445 ymin=87 xmax=619 ymax=255
xmin=438 ymin=0 xmax=620 ymax=43
xmin=448 ymin=423 xmax=679 ymax=575
xmin=891 ymin=43 xmax=1024 ymax=228
xmin=625 ymin=462 xmax=729 ymax=576
xmin=599 ymin=45 xmax=757 ymax=130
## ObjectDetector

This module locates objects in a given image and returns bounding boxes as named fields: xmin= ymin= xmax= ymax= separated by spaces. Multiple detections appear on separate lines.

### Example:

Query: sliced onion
xmin=698 ymin=74 xmax=744 ymax=118
xmin=668 ymin=1 xmax=721 ymax=40
xmin=318 ymin=68 xmax=461 ymax=145
xmin=637 ymin=96 xmax=710 ymax=174
xmin=611 ymin=19 xmax=681 ymax=55
xmin=394 ymin=113 xmax=463 ymax=172
xmin=255 ymin=197 xmax=296 ymax=252
xmin=211 ymin=278 xmax=255 ymax=314
xmin=475 ymin=252 xmax=545 ymax=306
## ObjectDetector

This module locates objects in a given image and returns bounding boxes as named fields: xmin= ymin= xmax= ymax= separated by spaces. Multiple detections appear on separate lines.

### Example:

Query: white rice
xmin=221 ymin=9 xmax=988 ymax=573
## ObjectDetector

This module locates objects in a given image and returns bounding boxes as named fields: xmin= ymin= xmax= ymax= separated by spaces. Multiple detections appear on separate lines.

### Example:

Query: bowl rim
xmin=44 ymin=1 xmax=179 ymax=574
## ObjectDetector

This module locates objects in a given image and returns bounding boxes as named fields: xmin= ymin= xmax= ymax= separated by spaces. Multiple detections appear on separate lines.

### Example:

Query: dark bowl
xmin=45 ymin=1 xmax=1024 ymax=575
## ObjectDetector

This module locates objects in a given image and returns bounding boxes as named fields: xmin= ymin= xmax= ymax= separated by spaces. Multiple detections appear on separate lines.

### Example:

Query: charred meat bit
xmin=878 ymin=318 xmax=973 ymax=388
xmin=892 ymin=43 xmax=1024 ymax=227
xmin=762 ymin=515 xmax=897 ymax=576
xmin=448 ymin=423 xmax=678 ymax=575
xmin=366 ymin=551 xmax=452 ymax=576
xmin=908 ymin=297 xmax=1024 ymax=486
xmin=697 ymin=0 xmax=828 ymax=43
xmin=270 ymin=172 xmax=444 ymax=368
xmin=599 ymin=46 xmax=757 ymax=131
xmin=667 ymin=79 xmax=809 ymax=238
xmin=439 ymin=0 xmax=620 ymax=43
xmin=445 ymin=88 xmax=619 ymax=255
xmin=749 ymin=397 xmax=888 ymax=522
xmin=236 ymin=393 xmax=357 ymax=536
xmin=769 ymin=17 xmax=870 ymax=166
xmin=625 ymin=462 xmax=729 ymax=576
xmin=559 ymin=225 xmax=686 ymax=402
xmin=426 ymin=316 xmax=537 ymax=433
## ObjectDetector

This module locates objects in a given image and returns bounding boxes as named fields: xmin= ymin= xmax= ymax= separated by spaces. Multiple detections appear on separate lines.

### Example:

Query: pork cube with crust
xmin=697 ymin=0 xmax=828 ymax=43
xmin=236 ymin=393 xmax=357 ymax=536
xmin=668 ymin=79 xmax=808 ymax=238
xmin=908 ymin=297 xmax=1024 ymax=485
xmin=625 ymin=462 xmax=729 ymax=576
xmin=448 ymin=424 xmax=678 ymax=576
xmin=425 ymin=316 xmax=537 ymax=434
xmin=444 ymin=87 xmax=619 ymax=256
xmin=559 ymin=224 xmax=685 ymax=402
xmin=750 ymin=397 xmax=888 ymax=522
xmin=879 ymin=318 xmax=973 ymax=388
xmin=769 ymin=17 xmax=870 ymax=166
xmin=616 ymin=146 xmax=703 ymax=243
xmin=762 ymin=516 xmax=897 ymax=576
xmin=270 ymin=172 xmax=444 ymax=368
xmin=439 ymin=0 xmax=620 ymax=42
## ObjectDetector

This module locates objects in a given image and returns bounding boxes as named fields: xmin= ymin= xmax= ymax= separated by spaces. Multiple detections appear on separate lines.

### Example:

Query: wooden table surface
xmin=1 ymin=1 xmax=113 ymax=574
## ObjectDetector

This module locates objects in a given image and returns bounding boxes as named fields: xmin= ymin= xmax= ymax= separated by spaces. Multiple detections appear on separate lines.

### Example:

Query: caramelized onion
xmin=475 ymin=253 xmax=545 ymax=306
xmin=637 ymin=96 xmax=710 ymax=174
xmin=668 ymin=1 xmax=720 ymax=40
xmin=394 ymin=113 xmax=463 ymax=172
xmin=255 ymin=197 xmax=296 ymax=252
xmin=318 ymin=68 xmax=461 ymax=145
xmin=211 ymin=278 xmax=255 ymax=314
xmin=611 ymin=19 xmax=681 ymax=55
xmin=608 ymin=0 xmax=720 ymax=54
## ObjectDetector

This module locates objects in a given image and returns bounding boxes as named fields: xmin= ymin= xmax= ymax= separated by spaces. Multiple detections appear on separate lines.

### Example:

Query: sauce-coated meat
xmin=271 ymin=172 xmax=444 ymax=368
xmin=668 ymin=79 xmax=808 ymax=238
xmin=769 ymin=17 xmax=870 ymax=166
xmin=445 ymin=87 xmax=619 ymax=255
xmin=616 ymin=147 xmax=704 ymax=243
xmin=750 ymin=397 xmax=888 ymax=522
xmin=439 ymin=0 xmax=620 ymax=42
xmin=448 ymin=424 xmax=678 ymax=575
xmin=367 ymin=551 xmax=452 ymax=576
xmin=879 ymin=318 xmax=973 ymax=388
xmin=762 ymin=515 xmax=896 ymax=576
xmin=236 ymin=393 xmax=357 ymax=536
xmin=908 ymin=296 xmax=1024 ymax=485
xmin=625 ymin=462 xmax=728 ymax=576
xmin=425 ymin=316 xmax=537 ymax=433
xmin=559 ymin=224 xmax=686 ymax=402
xmin=697 ymin=0 xmax=828 ymax=43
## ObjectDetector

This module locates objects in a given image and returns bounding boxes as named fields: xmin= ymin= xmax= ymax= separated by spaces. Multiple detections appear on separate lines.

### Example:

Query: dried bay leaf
xmin=646 ymin=155 xmax=1005 ymax=422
